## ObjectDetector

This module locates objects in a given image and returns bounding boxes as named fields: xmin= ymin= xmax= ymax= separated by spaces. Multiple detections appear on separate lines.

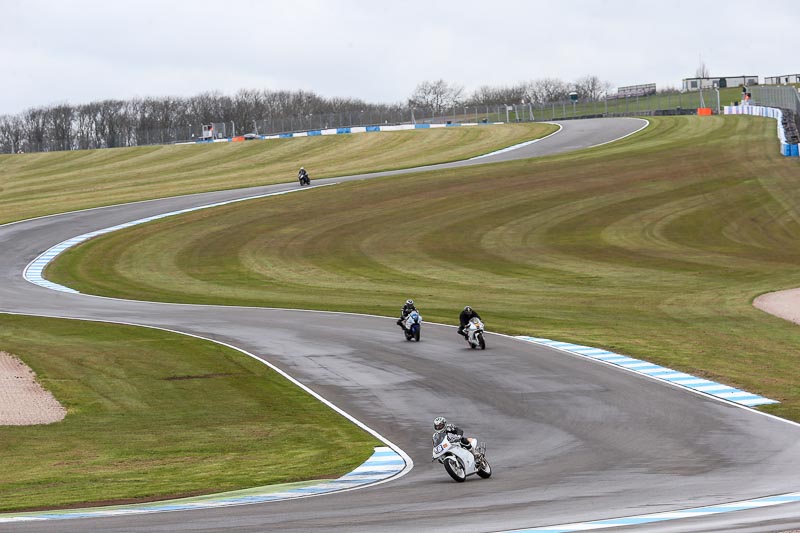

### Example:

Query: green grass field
xmin=0 ymin=123 xmax=556 ymax=224
xmin=0 ymin=124 xmax=554 ymax=512
xmin=0 ymin=314 xmax=377 ymax=512
xmin=47 ymin=115 xmax=800 ymax=426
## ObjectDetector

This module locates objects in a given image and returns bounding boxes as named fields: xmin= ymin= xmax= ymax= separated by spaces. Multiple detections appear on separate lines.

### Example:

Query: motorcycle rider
xmin=433 ymin=416 xmax=474 ymax=454
xmin=457 ymin=305 xmax=481 ymax=339
xmin=396 ymin=299 xmax=417 ymax=332
xmin=298 ymin=167 xmax=310 ymax=185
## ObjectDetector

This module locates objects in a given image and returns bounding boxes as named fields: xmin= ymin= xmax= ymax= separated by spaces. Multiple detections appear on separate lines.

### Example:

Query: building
xmin=615 ymin=83 xmax=657 ymax=98
xmin=682 ymin=75 xmax=759 ymax=91
xmin=765 ymin=74 xmax=800 ymax=85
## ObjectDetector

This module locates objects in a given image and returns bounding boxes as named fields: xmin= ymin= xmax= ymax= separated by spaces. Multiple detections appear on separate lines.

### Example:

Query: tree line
xmin=410 ymin=75 xmax=611 ymax=112
xmin=0 ymin=75 xmax=611 ymax=154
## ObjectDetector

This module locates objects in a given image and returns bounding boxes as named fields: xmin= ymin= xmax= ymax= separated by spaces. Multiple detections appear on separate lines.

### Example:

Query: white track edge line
xmin=0 ymin=310 xmax=413 ymax=520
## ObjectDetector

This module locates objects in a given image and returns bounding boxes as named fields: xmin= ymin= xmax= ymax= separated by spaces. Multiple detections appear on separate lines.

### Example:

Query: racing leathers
xmin=396 ymin=302 xmax=417 ymax=330
xmin=458 ymin=308 xmax=481 ymax=338
xmin=433 ymin=423 xmax=473 ymax=452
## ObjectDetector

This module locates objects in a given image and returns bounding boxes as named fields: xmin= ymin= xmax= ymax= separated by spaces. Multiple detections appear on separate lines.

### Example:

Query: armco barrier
xmin=724 ymin=104 xmax=799 ymax=158
xmin=179 ymin=121 xmax=505 ymax=146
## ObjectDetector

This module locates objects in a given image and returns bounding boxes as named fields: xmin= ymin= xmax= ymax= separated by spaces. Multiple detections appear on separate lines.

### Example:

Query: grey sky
xmin=2 ymin=0 xmax=797 ymax=115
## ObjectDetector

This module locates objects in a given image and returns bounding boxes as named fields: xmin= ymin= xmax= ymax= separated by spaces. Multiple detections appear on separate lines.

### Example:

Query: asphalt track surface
xmin=2 ymin=119 xmax=799 ymax=532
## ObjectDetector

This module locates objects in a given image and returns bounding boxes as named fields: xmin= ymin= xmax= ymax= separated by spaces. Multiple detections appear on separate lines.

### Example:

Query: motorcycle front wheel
xmin=478 ymin=333 xmax=486 ymax=350
xmin=443 ymin=456 xmax=466 ymax=482
xmin=477 ymin=456 xmax=492 ymax=478
xmin=414 ymin=325 xmax=420 ymax=342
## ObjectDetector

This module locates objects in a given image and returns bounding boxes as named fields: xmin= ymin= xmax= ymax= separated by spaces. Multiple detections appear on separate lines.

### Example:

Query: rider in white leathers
xmin=432 ymin=416 xmax=473 ymax=452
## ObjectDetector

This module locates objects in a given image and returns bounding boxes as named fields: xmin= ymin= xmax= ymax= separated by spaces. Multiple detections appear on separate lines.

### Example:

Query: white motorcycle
xmin=432 ymin=431 xmax=491 ymax=482
xmin=465 ymin=317 xmax=486 ymax=350
xmin=403 ymin=310 xmax=422 ymax=342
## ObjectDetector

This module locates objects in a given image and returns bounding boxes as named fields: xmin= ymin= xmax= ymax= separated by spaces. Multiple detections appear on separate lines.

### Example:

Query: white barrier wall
xmin=178 ymin=121 xmax=506 ymax=146
xmin=724 ymin=105 xmax=800 ymax=158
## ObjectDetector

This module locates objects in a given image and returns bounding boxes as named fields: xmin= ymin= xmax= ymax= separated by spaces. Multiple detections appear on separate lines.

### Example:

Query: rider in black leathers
xmin=457 ymin=306 xmax=481 ymax=339
xmin=396 ymin=299 xmax=417 ymax=332
xmin=298 ymin=167 xmax=310 ymax=185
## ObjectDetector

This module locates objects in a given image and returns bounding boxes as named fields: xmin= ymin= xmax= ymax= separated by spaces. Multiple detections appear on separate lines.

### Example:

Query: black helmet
xmin=433 ymin=416 xmax=446 ymax=431
xmin=464 ymin=306 xmax=472 ymax=313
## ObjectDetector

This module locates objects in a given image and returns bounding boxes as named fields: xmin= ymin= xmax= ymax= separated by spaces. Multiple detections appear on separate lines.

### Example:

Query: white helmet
xmin=406 ymin=299 xmax=414 ymax=306
xmin=433 ymin=416 xmax=447 ymax=431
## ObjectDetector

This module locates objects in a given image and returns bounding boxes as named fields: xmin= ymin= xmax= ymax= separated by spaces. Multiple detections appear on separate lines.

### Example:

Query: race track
xmin=2 ymin=118 xmax=800 ymax=532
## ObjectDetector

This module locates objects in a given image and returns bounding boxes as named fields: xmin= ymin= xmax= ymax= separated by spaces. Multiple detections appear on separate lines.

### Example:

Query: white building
xmin=765 ymin=74 xmax=800 ymax=85
xmin=682 ymin=75 xmax=759 ymax=91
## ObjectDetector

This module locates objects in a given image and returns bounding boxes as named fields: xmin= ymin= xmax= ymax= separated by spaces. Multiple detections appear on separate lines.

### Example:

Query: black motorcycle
xmin=299 ymin=173 xmax=311 ymax=186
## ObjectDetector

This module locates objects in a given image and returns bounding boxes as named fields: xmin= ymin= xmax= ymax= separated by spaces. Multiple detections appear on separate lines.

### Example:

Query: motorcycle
xmin=432 ymin=431 xmax=491 ymax=482
xmin=402 ymin=310 xmax=422 ymax=342
xmin=298 ymin=173 xmax=311 ymax=186
xmin=465 ymin=317 xmax=486 ymax=350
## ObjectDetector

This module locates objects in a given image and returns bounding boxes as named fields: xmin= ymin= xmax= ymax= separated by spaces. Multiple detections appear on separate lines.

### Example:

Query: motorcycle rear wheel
xmin=443 ymin=456 xmax=467 ymax=482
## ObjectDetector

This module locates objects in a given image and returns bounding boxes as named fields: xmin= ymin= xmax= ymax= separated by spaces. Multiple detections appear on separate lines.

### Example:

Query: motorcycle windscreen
xmin=432 ymin=431 xmax=448 ymax=447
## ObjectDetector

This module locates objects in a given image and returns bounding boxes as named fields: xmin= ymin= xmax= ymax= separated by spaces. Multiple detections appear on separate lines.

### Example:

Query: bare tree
xmin=22 ymin=108 xmax=48 ymax=152
xmin=0 ymin=72 xmax=621 ymax=154
xmin=48 ymin=104 xmax=74 ymax=151
xmin=696 ymin=59 xmax=710 ymax=78
xmin=0 ymin=115 xmax=25 ymax=153
xmin=469 ymin=84 xmax=527 ymax=105
xmin=528 ymin=78 xmax=571 ymax=104
xmin=573 ymin=75 xmax=612 ymax=101
xmin=408 ymin=80 xmax=464 ymax=114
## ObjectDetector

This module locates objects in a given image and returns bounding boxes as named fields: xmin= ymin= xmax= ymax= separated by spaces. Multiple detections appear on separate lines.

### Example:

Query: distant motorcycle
xmin=432 ymin=431 xmax=491 ymax=482
xmin=465 ymin=317 xmax=486 ymax=350
xmin=298 ymin=173 xmax=311 ymax=186
xmin=402 ymin=310 xmax=422 ymax=342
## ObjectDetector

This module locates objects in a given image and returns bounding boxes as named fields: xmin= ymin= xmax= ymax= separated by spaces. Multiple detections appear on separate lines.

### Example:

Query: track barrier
xmin=180 ymin=121 xmax=504 ymax=146
xmin=724 ymin=104 xmax=799 ymax=158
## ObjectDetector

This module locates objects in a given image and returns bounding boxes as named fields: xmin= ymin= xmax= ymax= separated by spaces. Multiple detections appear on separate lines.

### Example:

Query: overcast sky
xmin=2 ymin=0 xmax=797 ymax=115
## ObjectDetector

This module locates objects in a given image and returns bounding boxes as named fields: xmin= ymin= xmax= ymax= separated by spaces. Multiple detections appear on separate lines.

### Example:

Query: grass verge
xmin=0 ymin=314 xmax=378 ymax=512
xmin=0 ymin=123 xmax=553 ymax=512
xmin=47 ymin=115 xmax=800 ymax=422
xmin=0 ymin=123 xmax=556 ymax=224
